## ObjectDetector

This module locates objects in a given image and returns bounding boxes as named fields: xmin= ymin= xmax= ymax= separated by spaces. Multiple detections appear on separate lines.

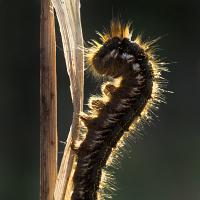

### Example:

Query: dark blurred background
xmin=0 ymin=0 xmax=200 ymax=199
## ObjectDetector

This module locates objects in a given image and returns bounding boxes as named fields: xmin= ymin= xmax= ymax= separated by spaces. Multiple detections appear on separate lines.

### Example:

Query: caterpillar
xmin=71 ymin=20 xmax=168 ymax=200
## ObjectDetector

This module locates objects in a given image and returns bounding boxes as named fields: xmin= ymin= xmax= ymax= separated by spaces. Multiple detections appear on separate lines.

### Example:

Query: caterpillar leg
xmin=102 ymin=83 xmax=117 ymax=96
xmin=70 ymin=141 xmax=79 ymax=154
xmin=79 ymin=112 xmax=92 ymax=127
xmin=88 ymin=98 xmax=105 ymax=110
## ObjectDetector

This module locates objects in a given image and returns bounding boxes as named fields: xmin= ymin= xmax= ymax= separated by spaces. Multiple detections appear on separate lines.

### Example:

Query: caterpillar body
xmin=72 ymin=21 xmax=168 ymax=200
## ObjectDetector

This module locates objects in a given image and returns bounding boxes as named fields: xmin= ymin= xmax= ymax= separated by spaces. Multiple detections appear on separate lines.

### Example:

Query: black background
xmin=0 ymin=0 xmax=200 ymax=199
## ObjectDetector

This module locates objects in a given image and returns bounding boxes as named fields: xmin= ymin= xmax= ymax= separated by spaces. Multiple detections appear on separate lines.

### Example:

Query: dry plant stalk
xmin=40 ymin=0 xmax=83 ymax=199
xmin=52 ymin=0 xmax=84 ymax=199
xmin=40 ymin=0 xmax=57 ymax=200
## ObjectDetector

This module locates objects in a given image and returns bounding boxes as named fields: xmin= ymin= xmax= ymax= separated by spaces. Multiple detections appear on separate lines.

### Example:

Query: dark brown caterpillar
xmin=72 ymin=21 xmax=168 ymax=200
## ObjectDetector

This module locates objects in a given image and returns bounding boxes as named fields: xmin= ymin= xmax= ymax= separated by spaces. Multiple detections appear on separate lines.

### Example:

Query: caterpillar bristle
xmin=72 ymin=20 xmax=169 ymax=200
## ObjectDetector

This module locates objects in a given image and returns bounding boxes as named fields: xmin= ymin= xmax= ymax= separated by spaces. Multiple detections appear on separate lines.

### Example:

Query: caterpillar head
xmin=86 ymin=21 xmax=148 ymax=78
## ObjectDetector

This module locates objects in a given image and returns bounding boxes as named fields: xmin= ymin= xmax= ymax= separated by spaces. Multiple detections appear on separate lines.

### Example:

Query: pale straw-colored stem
xmin=52 ymin=0 xmax=84 ymax=199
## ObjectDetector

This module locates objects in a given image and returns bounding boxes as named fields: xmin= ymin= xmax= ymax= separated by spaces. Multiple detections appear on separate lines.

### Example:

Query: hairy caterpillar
xmin=72 ymin=21 xmax=168 ymax=200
